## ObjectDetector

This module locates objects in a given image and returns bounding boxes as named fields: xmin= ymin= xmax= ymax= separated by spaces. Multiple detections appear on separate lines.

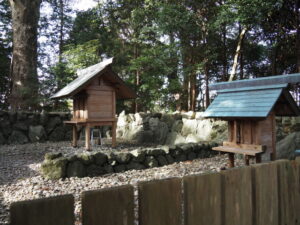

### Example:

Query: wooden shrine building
xmin=203 ymin=74 xmax=300 ymax=167
xmin=51 ymin=58 xmax=137 ymax=150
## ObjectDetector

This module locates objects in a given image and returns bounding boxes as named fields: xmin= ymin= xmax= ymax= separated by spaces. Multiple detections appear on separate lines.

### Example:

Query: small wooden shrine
xmin=203 ymin=74 xmax=300 ymax=167
xmin=51 ymin=58 xmax=137 ymax=150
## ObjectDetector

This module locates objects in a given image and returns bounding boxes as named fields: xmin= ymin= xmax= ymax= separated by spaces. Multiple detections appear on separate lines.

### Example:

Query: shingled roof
xmin=51 ymin=58 xmax=137 ymax=100
xmin=203 ymin=76 xmax=300 ymax=119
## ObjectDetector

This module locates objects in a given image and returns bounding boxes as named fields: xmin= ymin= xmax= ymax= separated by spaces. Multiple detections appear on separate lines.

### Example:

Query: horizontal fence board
xmin=138 ymin=178 xmax=182 ymax=225
xmin=295 ymin=157 xmax=300 ymax=225
xmin=276 ymin=160 xmax=297 ymax=225
xmin=222 ymin=167 xmax=253 ymax=225
xmin=10 ymin=194 xmax=74 ymax=225
xmin=252 ymin=163 xmax=279 ymax=225
xmin=184 ymin=173 xmax=222 ymax=225
xmin=82 ymin=185 xmax=134 ymax=225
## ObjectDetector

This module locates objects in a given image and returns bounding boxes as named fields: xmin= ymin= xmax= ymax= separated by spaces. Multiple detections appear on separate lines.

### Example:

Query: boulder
xmin=115 ymin=153 xmax=132 ymax=164
xmin=17 ymin=112 xmax=27 ymax=121
xmin=8 ymin=130 xmax=28 ymax=144
xmin=40 ymin=112 xmax=49 ymax=125
xmin=187 ymin=152 xmax=197 ymax=160
xmin=0 ymin=117 xmax=12 ymax=137
xmin=0 ymin=132 xmax=6 ymax=145
xmin=13 ymin=122 xmax=28 ymax=131
xmin=114 ymin=164 xmax=126 ymax=173
xmin=28 ymin=125 xmax=47 ymax=142
xmin=165 ymin=132 xmax=185 ymax=145
xmin=182 ymin=118 xmax=198 ymax=136
xmin=144 ymin=156 xmax=158 ymax=168
xmin=156 ymin=155 xmax=168 ymax=166
xmin=126 ymin=162 xmax=146 ymax=170
xmin=41 ymin=158 xmax=67 ymax=179
xmin=78 ymin=153 xmax=95 ymax=165
xmin=86 ymin=165 xmax=105 ymax=176
xmin=276 ymin=132 xmax=300 ymax=160
xmin=171 ymin=120 xmax=183 ymax=133
xmin=166 ymin=155 xmax=175 ymax=164
xmin=46 ymin=116 xmax=62 ymax=134
xmin=130 ymin=149 xmax=146 ymax=162
xmin=94 ymin=152 xmax=108 ymax=166
xmin=103 ymin=165 xmax=114 ymax=173
xmin=45 ymin=152 xmax=63 ymax=161
xmin=134 ymin=130 xmax=154 ymax=143
xmin=67 ymin=160 xmax=86 ymax=178
xmin=48 ymin=126 xmax=67 ymax=141
xmin=145 ymin=148 xmax=165 ymax=156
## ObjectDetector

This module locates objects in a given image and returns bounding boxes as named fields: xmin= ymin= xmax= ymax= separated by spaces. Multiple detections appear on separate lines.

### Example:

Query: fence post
xmin=276 ymin=159 xmax=297 ymax=225
xmin=81 ymin=185 xmax=134 ymax=225
xmin=138 ymin=178 xmax=182 ymax=225
xmin=221 ymin=166 xmax=253 ymax=225
xmin=184 ymin=172 xmax=222 ymax=225
xmin=10 ymin=194 xmax=74 ymax=225
xmin=252 ymin=162 xmax=278 ymax=225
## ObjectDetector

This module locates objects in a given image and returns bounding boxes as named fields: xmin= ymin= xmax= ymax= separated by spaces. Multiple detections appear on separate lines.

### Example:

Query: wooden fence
xmin=10 ymin=158 xmax=300 ymax=225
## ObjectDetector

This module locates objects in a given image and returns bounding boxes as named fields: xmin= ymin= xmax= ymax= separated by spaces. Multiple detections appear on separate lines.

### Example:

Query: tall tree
xmin=9 ymin=0 xmax=42 ymax=110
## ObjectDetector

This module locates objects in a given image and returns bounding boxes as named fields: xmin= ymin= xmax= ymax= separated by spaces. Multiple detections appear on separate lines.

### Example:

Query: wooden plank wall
xmin=86 ymin=78 xmax=115 ymax=119
xmin=9 ymin=159 xmax=300 ymax=225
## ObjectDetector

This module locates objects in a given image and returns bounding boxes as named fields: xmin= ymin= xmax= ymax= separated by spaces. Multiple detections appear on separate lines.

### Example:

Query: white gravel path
xmin=0 ymin=141 xmax=243 ymax=225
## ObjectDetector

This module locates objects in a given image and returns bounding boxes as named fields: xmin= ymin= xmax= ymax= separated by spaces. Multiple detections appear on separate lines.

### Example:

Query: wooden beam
xmin=85 ymin=124 xmax=91 ymax=151
xmin=209 ymin=73 xmax=300 ymax=91
xmin=72 ymin=125 xmax=77 ymax=148
xmin=212 ymin=146 xmax=262 ymax=156
xmin=223 ymin=141 xmax=266 ymax=152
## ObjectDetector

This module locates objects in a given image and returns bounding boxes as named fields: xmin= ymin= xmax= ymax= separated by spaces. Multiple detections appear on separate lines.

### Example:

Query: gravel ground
xmin=0 ymin=141 xmax=244 ymax=225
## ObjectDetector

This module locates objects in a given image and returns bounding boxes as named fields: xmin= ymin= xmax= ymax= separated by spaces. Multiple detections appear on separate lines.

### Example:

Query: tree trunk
xmin=222 ymin=24 xmax=228 ymax=81
xmin=296 ymin=0 xmax=300 ymax=73
xmin=9 ymin=0 xmax=41 ymax=110
xmin=58 ymin=0 xmax=64 ymax=61
xmin=228 ymin=26 xmax=247 ymax=81
xmin=204 ymin=62 xmax=210 ymax=108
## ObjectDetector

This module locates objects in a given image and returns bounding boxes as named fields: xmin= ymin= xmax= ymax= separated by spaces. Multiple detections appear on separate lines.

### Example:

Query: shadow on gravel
xmin=0 ymin=145 xmax=44 ymax=185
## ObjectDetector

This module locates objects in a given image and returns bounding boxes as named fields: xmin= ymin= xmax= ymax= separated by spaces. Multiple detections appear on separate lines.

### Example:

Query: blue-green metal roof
xmin=202 ymin=84 xmax=288 ymax=118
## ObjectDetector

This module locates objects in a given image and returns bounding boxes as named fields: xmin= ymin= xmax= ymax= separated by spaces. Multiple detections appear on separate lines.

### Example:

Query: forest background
xmin=0 ymin=0 xmax=300 ymax=113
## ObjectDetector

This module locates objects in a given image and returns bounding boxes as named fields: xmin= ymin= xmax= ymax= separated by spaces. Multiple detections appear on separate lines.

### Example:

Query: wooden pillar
xmin=85 ymin=124 xmax=91 ymax=151
xmin=72 ymin=125 xmax=77 ymax=147
xmin=271 ymin=113 xmax=276 ymax=160
xmin=244 ymin=155 xmax=250 ymax=166
xmin=228 ymin=153 xmax=235 ymax=168
xmin=256 ymin=154 xmax=261 ymax=163
xmin=112 ymin=121 xmax=116 ymax=148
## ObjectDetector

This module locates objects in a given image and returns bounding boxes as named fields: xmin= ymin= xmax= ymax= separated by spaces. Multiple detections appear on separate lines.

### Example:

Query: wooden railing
xmin=10 ymin=158 xmax=300 ymax=225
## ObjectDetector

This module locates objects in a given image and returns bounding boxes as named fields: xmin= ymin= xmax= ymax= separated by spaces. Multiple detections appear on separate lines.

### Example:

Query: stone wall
xmin=116 ymin=111 xmax=228 ymax=145
xmin=0 ymin=111 xmax=72 ymax=145
xmin=41 ymin=142 xmax=218 ymax=179
xmin=1 ymin=110 xmax=299 ymax=147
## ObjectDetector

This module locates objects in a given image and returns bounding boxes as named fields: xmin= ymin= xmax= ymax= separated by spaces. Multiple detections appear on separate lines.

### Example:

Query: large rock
xmin=144 ymin=156 xmax=158 ymax=168
xmin=171 ymin=120 xmax=183 ymax=133
xmin=115 ymin=153 xmax=132 ymax=164
xmin=149 ymin=118 xmax=169 ymax=144
xmin=13 ymin=122 xmax=28 ymax=131
xmin=276 ymin=132 xmax=300 ymax=159
xmin=182 ymin=118 xmax=198 ymax=136
xmin=130 ymin=149 xmax=146 ymax=162
xmin=0 ymin=132 xmax=6 ymax=145
xmin=94 ymin=152 xmax=108 ymax=165
xmin=0 ymin=117 xmax=12 ymax=137
xmin=28 ymin=125 xmax=47 ymax=142
xmin=48 ymin=126 xmax=68 ymax=141
xmin=165 ymin=132 xmax=185 ymax=145
xmin=67 ymin=160 xmax=86 ymax=178
xmin=46 ymin=116 xmax=62 ymax=134
xmin=41 ymin=157 xmax=67 ymax=179
xmin=8 ymin=130 xmax=29 ymax=144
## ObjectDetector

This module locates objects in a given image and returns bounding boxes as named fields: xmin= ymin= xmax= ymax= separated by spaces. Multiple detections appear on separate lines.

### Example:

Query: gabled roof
xmin=203 ymin=84 xmax=300 ymax=118
xmin=51 ymin=58 xmax=137 ymax=100
xmin=209 ymin=73 xmax=300 ymax=91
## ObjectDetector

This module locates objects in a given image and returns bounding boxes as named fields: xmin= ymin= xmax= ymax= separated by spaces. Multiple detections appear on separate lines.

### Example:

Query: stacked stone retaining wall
xmin=41 ymin=142 xmax=218 ymax=179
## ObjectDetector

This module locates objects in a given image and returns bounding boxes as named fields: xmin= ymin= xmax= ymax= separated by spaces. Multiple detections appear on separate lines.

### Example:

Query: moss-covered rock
xmin=41 ymin=157 xmax=67 ymax=179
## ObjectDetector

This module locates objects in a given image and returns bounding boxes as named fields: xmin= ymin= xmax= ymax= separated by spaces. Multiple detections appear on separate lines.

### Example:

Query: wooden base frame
xmin=65 ymin=119 xmax=117 ymax=150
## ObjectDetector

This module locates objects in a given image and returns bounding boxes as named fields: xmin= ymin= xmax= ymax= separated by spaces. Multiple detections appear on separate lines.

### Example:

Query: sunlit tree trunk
xmin=228 ymin=26 xmax=247 ymax=81
xmin=9 ymin=0 xmax=41 ymax=110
